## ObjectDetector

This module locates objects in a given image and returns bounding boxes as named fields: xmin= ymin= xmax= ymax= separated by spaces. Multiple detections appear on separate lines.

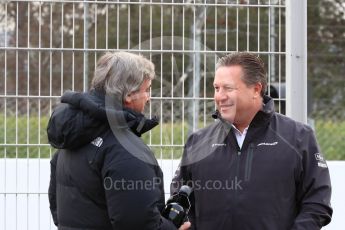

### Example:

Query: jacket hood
xmin=47 ymin=90 xmax=159 ymax=149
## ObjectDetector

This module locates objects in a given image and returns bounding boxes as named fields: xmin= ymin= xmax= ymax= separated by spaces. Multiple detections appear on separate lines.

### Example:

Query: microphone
xmin=162 ymin=185 xmax=192 ymax=228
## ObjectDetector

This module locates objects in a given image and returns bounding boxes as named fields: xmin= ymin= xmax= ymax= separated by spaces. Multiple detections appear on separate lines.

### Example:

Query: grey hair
xmin=91 ymin=52 xmax=155 ymax=100
xmin=216 ymin=52 xmax=267 ymax=97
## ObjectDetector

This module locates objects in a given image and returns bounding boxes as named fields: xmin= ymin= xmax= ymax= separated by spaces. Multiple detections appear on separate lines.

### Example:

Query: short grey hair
xmin=216 ymin=52 xmax=267 ymax=97
xmin=91 ymin=52 xmax=155 ymax=100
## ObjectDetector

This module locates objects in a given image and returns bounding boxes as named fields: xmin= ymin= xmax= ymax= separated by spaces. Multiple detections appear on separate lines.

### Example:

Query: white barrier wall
xmin=0 ymin=159 xmax=344 ymax=230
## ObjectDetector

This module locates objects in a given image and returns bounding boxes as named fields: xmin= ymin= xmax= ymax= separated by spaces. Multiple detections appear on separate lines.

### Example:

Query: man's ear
xmin=124 ymin=94 xmax=132 ymax=106
xmin=254 ymin=82 xmax=262 ymax=97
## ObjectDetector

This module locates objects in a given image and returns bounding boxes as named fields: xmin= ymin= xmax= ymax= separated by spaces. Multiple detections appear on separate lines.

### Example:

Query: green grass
xmin=1 ymin=115 xmax=345 ymax=160
xmin=141 ymin=122 xmax=191 ymax=159
xmin=0 ymin=115 xmax=195 ymax=159
xmin=314 ymin=119 xmax=345 ymax=160
xmin=0 ymin=115 xmax=52 ymax=158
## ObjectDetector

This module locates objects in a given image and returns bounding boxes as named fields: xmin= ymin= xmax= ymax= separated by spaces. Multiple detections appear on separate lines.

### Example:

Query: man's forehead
xmin=214 ymin=68 xmax=243 ymax=84
xmin=213 ymin=75 xmax=237 ymax=85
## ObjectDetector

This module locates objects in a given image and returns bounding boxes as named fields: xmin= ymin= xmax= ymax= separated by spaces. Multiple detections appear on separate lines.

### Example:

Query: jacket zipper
xmin=244 ymin=143 xmax=254 ymax=181
xmin=231 ymin=144 xmax=241 ymax=227
xmin=236 ymin=150 xmax=241 ymax=178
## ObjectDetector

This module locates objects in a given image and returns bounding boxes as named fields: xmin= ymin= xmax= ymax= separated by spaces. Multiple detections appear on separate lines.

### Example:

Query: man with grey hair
xmin=48 ymin=52 xmax=190 ymax=230
xmin=171 ymin=52 xmax=332 ymax=229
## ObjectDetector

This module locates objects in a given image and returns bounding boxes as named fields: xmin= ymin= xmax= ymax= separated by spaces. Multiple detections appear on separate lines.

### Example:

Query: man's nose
xmin=215 ymin=90 xmax=227 ymax=100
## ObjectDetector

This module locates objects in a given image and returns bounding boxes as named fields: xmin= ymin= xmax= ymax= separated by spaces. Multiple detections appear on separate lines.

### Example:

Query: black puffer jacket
xmin=48 ymin=90 xmax=176 ymax=230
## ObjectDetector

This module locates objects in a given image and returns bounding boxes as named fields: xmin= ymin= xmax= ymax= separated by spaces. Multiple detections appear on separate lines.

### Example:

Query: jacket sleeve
xmin=48 ymin=151 xmax=59 ymax=226
xmin=171 ymin=138 xmax=196 ymax=230
xmin=292 ymin=128 xmax=333 ymax=229
xmin=171 ymin=165 xmax=196 ymax=230
xmin=102 ymin=151 xmax=177 ymax=230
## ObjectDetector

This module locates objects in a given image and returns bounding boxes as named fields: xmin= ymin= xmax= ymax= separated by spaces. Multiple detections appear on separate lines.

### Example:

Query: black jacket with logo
xmin=171 ymin=96 xmax=332 ymax=230
xmin=48 ymin=90 xmax=176 ymax=230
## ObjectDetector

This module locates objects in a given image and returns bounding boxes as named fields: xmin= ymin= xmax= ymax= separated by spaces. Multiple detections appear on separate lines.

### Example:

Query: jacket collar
xmin=250 ymin=95 xmax=274 ymax=127
xmin=121 ymin=108 xmax=159 ymax=137
xmin=91 ymin=90 xmax=159 ymax=137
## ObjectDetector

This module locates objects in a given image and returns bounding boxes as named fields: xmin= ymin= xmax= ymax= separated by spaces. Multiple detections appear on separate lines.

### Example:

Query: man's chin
xmin=219 ymin=113 xmax=234 ymax=123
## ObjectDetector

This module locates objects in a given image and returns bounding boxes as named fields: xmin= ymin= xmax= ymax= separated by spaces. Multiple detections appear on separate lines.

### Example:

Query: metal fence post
xmin=286 ymin=0 xmax=307 ymax=124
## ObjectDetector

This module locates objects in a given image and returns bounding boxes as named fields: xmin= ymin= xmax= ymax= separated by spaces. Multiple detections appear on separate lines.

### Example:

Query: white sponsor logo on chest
xmin=257 ymin=141 xmax=278 ymax=146
xmin=211 ymin=143 xmax=227 ymax=148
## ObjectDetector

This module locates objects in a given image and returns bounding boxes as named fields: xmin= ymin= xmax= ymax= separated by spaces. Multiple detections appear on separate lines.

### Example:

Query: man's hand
xmin=178 ymin=221 xmax=191 ymax=230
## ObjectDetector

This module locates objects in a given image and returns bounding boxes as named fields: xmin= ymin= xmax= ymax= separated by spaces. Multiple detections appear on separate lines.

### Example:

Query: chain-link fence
xmin=0 ymin=0 xmax=286 ymax=160
xmin=307 ymin=0 xmax=345 ymax=160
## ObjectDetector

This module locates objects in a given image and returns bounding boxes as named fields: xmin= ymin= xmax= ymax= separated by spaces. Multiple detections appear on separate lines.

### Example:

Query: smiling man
xmin=171 ymin=52 xmax=332 ymax=230
xmin=213 ymin=63 xmax=263 ymax=133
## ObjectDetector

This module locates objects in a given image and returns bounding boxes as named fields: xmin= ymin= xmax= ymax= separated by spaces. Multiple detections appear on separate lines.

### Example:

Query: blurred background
xmin=0 ymin=0 xmax=344 ymax=229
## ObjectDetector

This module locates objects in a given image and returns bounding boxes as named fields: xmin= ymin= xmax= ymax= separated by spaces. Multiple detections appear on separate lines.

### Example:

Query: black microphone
xmin=162 ymin=185 xmax=192 ymax=228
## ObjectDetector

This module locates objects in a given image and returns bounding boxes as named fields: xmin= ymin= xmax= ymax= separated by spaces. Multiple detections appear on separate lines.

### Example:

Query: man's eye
xmin=225 ymin=87 xmax=236 ymax=92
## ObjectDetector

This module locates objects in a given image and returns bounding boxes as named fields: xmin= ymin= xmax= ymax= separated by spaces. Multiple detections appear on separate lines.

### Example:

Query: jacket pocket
xmin=244 ymin=143 xmax=254 ymax=181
